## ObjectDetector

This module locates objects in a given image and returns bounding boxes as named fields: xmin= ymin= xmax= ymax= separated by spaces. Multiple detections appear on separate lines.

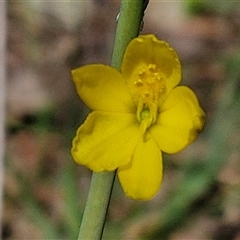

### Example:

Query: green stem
xmin=78 ymin=172 xmax=116 ymax=239
xmin=77 ymin=1 xmax=146 ymax=240
xmin=111 ymin=0 xmax=146 ymax=69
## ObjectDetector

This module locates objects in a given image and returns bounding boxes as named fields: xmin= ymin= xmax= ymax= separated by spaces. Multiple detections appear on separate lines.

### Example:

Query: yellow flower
xmin=71 ymin=34 xmax=205 ymax=200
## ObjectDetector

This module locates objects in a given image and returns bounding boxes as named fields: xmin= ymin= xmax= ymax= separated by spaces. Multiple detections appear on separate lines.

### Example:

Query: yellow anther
xmin=134 ymin=79 xmax=143 ymax=87
xmin=148 ymin=64 xmax=156 ymax=72
xmin=138 ymin=69 xmax=146 ymax=79
xmin=155 ymin=74 xmax=162 ymax=81
xmin=143 ymin=91 xmax=150 ymax=98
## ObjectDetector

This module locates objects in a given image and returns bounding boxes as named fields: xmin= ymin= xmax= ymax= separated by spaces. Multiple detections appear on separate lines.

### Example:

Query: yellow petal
xmin=121 ymin=34 xmax=181 ymax=101
xmin=72 ymin=64 xmax=135 ymax=112
xmin=71 ymin=111 xmax=140 ymax=172
xmin=118 ymin=136 xmax=163 ymax=200
xmin=150 ymin=86 xmax=205 ymax=154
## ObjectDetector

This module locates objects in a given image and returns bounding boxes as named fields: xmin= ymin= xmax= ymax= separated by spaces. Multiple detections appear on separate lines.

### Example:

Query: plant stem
xmin=78 ymin=172 xmax=116 ymax=240
xmin=77 ymin=1 xmax=146 ymax=239
xmin=111 ymin=0 xmax=146 ymax=69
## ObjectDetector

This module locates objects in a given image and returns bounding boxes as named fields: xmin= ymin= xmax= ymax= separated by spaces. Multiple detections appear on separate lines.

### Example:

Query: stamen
xmin=133 ymin=63 xmax=166 ymax=134
xmin=138 ymin=69 xmax=146 ymax=78
xmin=134 ymin=79 xmax=143 ymax=87
xmin=143 ymin=91 xmax=150 ymax=98
xmin=148 ymin=64 xmax=156 ymax=72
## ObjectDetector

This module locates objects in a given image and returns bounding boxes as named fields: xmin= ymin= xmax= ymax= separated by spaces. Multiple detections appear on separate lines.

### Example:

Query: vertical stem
xmin=77 ymin=0 xmax=146 ymax=239
xmin=0 ymin=0 xmax=6 ymax=236
xmin=78 ymin=172 xmax=116 ymax=240
xmin=111 ymin=0 xmax=146 ymax=69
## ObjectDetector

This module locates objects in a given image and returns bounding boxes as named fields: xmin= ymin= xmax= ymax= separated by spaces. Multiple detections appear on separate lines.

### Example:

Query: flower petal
xmin=71 ymin=111 xmax=140 ymax=172
xmin=72 ymin=64 xmax=135 ymax=112
xmin=150 ymin=86 xmax=205 ymax=154
xmin=118 ymin=136 xmax=163 ymax=200
xmin=122 ymin=34 xmax=181 ymax=98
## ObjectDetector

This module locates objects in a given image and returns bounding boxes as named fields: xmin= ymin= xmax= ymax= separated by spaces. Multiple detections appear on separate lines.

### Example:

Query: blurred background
xmin=3 ymin=1 xmax=240 ymax=239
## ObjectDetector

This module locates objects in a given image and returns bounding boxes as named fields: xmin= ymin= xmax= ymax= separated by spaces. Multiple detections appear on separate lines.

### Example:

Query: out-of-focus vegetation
xmin=3 ymin=1 xmax=240 ymax=239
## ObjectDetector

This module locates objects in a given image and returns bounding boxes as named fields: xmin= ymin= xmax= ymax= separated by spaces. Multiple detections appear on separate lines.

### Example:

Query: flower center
xmin=133 ymin=63 xmax=165 ymax=134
